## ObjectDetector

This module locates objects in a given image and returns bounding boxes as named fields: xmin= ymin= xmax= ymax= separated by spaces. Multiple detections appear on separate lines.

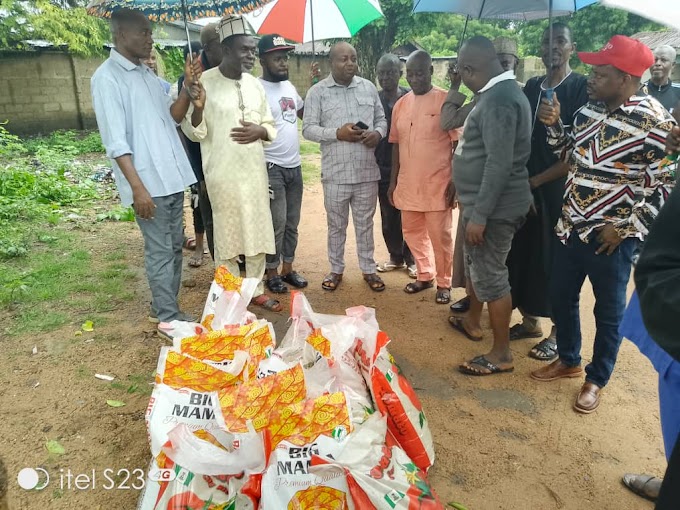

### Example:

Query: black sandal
xmin=404 ymin=280 xmax=434 ymax=294
xmin=266 ymin=275 xmax=288 ymax=294
xmin=282 ymin=271 xmax=308 ymax=288
xmin=459 ymin=355 xmax=514 ymax=376
xmin=363 ymin=273 xmax=385 ymax=292
xmin=529 ymin=338 xmax=558 ymax=361
xmin=322 ymin=273 xmax=343 ymax=291
xmin=435 ymin=287 xmax=451 ymax=304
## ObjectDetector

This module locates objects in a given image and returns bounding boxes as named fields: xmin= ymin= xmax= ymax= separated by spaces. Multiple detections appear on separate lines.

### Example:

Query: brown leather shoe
xmin=530 ymin=359 xmax=583 ymax=382
xmin=574 ymin=382 xmax=601 ymax=414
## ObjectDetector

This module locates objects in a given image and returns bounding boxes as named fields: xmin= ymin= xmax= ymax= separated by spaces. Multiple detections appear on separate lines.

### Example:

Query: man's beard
xmin=269 ymin=71 xmax=289 ymax=82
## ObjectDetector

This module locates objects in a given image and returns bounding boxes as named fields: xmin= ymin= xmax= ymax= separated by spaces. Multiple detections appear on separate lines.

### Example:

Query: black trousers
xmin=377 ymin=166 xmax=413 ymax=266
xmin=197 ymin=181 xmax=214 ymax=259
xmin=657 ymin=435 xmax=680 ymax=509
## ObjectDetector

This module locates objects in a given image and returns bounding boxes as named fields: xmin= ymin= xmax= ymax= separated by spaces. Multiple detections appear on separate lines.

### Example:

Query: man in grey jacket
xmin=448 ymin=36 xmax=532 ymax=376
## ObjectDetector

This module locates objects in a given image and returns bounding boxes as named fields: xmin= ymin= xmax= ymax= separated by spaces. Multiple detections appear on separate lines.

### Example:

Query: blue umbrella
xmin=412 ymin=0 xmax=598 ymax=94
xmin=412 ymin=0 xmax=597 ymax=19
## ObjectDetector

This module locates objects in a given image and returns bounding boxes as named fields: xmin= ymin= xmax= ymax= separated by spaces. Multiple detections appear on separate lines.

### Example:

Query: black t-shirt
xmin=522 ymin=72 xmax=589 ymax=224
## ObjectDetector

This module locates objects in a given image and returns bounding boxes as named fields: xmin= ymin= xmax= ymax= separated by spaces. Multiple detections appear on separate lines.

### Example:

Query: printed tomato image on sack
xmin=369 ymin=337 xmax=435 ymax=472
xmin=268 ymin=392 xmax=351 ymax=448
xmin=288 ymin=486 xmax=350 ymax=510
xmin=215 ymin=364 xmax=306 ymax=433
xmin=156 ymin=348 xmax=244 ymax=392
xmin=177 ymin=321 xmax=275 ymax=379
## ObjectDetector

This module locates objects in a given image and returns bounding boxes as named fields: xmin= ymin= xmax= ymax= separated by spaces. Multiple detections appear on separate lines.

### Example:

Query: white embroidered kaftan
xmin=182 ymin=69 xmax=277 ymax=262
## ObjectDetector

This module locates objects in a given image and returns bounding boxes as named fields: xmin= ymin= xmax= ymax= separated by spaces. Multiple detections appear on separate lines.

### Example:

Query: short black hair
xmin=183 ymin=40 xmax=202 ymax=59
xmin=543 ymin=22 xmax=572 ymax=41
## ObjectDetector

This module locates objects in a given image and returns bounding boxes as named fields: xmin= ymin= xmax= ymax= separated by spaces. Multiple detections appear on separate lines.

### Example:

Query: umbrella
xmin=412 ymin=0 xmax=597 ymax=94
xmin=412 ymin=0 xmax=596 ymax=19
xmin=87 ymin=0 xmax=273 ymax=63
xmin=601 ymin=0 xmax=680 ymax=31
xmin=243 ymin=0 xmax=384 ymax=56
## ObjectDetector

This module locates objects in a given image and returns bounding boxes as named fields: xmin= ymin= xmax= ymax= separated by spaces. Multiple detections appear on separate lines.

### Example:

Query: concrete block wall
xmin=0 ymin=51 xmax=105 ymax=135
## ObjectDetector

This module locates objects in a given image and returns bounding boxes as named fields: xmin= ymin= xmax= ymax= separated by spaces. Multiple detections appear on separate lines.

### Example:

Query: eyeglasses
xmin=235 ymin=80 xmax=245 ymax=122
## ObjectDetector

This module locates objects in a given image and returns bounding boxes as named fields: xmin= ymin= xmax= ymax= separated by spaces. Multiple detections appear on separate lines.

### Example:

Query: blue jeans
xmin=551 ymin=234 xmax=637 ymax=388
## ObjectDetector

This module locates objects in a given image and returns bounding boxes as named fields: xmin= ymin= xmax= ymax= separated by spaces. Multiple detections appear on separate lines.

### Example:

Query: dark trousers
xmin=657 ymin=435 xmax=680 ymax=509
xmin=266 ymin=163 xmax=303 ymax=270
xmin=190 ymin=184 xmax=204 ymax=235
xmin=551 ymin=235 xmax=637 ymax=388
xmin=197 ymin=181 xmax=214 ymax=259
xmin=378 ymin=166 xmax=413 ymax=266
xmin=136 ymin=193 xmax=184 ymax=322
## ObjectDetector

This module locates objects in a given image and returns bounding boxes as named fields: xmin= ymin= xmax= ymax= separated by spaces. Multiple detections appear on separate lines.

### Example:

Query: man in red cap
xmin=531 ymin=35 xmax=677 ymax=413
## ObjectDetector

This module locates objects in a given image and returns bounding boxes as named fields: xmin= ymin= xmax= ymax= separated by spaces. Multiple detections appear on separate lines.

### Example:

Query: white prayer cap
xmin=216 ymin=15 xmax=249 ymax=43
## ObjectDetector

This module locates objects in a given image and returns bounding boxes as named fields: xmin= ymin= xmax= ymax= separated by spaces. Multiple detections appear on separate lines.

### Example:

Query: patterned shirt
xmin=302 ymin=74 xmax=387 ymax=184
xmin=547 ymin=94 xmax=676 ymax=243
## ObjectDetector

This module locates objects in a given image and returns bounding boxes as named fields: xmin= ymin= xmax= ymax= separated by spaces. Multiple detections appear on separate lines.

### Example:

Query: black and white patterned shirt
xmin=547 ymin=94 xmax=676 ymax=243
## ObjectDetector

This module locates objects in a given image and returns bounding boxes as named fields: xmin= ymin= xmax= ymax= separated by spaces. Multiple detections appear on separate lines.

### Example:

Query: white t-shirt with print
xmin=259 ymin=78 xmax=303 ymax=168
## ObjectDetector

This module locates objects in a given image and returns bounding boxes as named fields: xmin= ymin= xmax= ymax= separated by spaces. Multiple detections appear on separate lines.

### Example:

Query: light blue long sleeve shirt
xmin=91 ymin=49 xmax=195 ymax=206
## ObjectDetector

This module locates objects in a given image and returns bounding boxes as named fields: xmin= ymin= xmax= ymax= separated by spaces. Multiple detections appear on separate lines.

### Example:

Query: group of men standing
xmin=91 ymin=8 xmax=680 ymax=506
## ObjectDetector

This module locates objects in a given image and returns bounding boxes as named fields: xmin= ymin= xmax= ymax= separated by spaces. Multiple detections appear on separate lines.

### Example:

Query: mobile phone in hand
xmin=354 ymin=121 xmax=369 ymax=130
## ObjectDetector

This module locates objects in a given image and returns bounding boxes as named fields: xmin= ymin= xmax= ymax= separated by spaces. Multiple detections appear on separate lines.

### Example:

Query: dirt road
xmin=1 ymin=182 xmax=664 ymax=509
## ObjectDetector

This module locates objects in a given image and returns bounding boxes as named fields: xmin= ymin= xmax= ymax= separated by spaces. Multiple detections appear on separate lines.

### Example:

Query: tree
xmin=416 ymin=15 xmax=516 ymax=56
xmin=350 ymin=0 xmax=434 ymax=83
xmin=0 ymin=0 xmax=109 ymax=57
xmin=518 ymin=4 xmax=663 ymax=65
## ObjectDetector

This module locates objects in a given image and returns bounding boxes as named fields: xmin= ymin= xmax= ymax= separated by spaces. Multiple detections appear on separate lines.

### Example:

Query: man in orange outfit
xmin=388 ymin=50 xmax=460 ymax=304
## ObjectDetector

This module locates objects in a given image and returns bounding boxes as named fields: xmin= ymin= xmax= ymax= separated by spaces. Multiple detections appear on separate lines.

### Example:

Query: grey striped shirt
xmin=302 ymin=75 xmax=387 ymax=184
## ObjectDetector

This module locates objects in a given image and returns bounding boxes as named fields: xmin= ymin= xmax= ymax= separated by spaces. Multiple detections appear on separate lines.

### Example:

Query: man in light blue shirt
xmin=91 ymin=8 xmax=202 ymax=327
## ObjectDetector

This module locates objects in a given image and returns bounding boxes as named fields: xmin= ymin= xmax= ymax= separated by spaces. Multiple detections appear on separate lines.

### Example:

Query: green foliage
xmin=161 ymin=47 xmax=185 ymax=84
xmin=352 ymin=0 xmax=432 ymax=83
xmin=0 ymin=0 xmax=109 ymax=57
xmin=416 ymin=15 xmax=515 ymax=56
xmin=0 ymin=126 xmax=102 ymax=259
xmin=518 ymin=5 xmax=663 ymax=69
xmin=28 ymin=3 xmax=110 ymax=57
xmin=96 ymin=206 xmax=135 ymax=222
xmin=23 ymin=130 xmax=105 ymax=155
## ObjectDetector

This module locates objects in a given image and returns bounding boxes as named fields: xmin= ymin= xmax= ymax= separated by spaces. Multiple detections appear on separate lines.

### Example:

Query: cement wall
xmin=0 ymin=51 xmax=105 ymax=135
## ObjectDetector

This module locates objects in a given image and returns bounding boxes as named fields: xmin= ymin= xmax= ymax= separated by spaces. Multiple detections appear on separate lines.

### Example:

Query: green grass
xmin=300 ymin=139 xmax=321 ymax=155
xmin=301 ymin=159 xmax=320 ymax=185
xmin=0 ymin=127 xmax=138 ymax=335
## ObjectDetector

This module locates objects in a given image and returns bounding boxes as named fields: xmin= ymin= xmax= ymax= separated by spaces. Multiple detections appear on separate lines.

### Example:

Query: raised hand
xmin=537 ymin=93 xmax=561 ymax=127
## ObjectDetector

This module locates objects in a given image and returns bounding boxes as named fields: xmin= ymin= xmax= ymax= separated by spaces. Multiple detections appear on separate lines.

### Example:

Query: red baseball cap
xmin=578 ymin=35 xmax=654 ymax=77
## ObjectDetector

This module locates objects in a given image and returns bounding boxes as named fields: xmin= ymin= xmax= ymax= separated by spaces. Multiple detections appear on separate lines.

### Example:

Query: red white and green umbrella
xmin=243 ymin=0 xmax=383 ymax=50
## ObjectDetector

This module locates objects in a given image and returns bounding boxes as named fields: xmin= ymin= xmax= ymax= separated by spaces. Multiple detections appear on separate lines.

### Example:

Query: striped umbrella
xmin=87 ymin=0 xmax=273 ymax=62
xmin=243 ymin=0 xmax=384 ymax=55
xmin=86 ymin=0 xmax=271 ymax=22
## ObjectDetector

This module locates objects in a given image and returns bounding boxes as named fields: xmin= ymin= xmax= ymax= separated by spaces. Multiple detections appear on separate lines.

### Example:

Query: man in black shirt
xmin=644 ymin=45 xmax=680 ymax=116
xmin=374 ymin=54 xmax=415 ymax=277
xmin=505 ymin=23 xmax=589 ymax=362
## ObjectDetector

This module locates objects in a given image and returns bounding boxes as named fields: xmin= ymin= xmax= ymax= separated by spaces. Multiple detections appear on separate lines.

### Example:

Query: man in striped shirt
xmin=530 ymin=36 xmax=676 ymax=414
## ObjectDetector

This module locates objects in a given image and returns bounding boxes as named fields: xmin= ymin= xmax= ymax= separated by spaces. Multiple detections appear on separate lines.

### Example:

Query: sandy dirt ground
xmin=0 ymin=182 xmax=665 ymax=510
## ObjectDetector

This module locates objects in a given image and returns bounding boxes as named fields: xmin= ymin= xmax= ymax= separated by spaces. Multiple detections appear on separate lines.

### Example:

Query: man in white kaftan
xmin=182 ymin=16 xmax=280 ymax=310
